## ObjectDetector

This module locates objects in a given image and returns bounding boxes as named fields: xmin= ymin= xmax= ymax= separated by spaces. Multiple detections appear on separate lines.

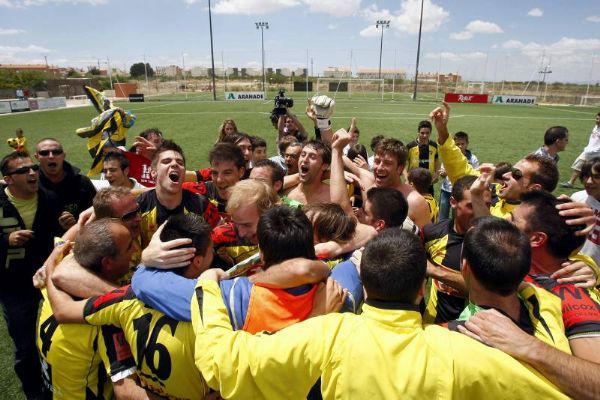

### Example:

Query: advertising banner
xmin=225 ymin=92 xmax=265 ymax=101
xmin=9 ymin=100 xmax=30 ymax=112
xmin=0 ymin=101 xmax=11 ymax=114
xmin=491 ymin=95 xmax=536 ymax=105
xmin=444 ymin=93 xmax=489 ymax=103
xmin=28 ymin=99 xmax=39 ymax=110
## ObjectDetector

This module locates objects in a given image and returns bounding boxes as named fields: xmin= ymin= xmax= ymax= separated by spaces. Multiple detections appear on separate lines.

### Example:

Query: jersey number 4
xmin=39 ymin=315 xmax=59 ymax=357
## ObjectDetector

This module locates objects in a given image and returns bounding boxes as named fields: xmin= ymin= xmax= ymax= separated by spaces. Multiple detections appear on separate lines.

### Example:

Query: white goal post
xmin=580 ymin=95 xmax=600 ymax=106
xmin=315 ymin=77 xmax=386 ymax=101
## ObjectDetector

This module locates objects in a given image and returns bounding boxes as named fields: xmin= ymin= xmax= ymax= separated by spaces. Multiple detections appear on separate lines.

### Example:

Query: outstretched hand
xmin=429 ymin=101 xmax=451 ymax=144
xmin=331 ymin=128 xmax=353 ymax=150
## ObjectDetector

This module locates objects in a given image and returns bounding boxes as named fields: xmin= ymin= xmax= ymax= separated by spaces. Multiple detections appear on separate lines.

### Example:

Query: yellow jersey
xmin=192 ymin=279 xmax=567 ymax=400
xmin=423 ymin=193 xmax=439 ymax=223
xmin=406 ymin=139 xmax=439 ymax=175
xmin=83 ymin=285 xmax=208 ymax=400
xmin=36 ymin=289 xmax=136 ymax=399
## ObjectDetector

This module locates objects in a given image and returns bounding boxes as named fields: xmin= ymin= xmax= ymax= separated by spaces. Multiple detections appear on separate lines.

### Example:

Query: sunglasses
xmin=7 ymin=164 xmax=39 ymax=175
xmin=511 ymin=167 xmax=524 ymax=181
xmin=37 ymin=149 xmax=64 ymax=157
xmin=120 ymin=206 xmax=140 ymax=222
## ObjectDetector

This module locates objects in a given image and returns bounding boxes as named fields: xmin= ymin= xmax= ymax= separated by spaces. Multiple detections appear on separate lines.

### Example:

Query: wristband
xmin=317 ymin=118 xmax=331 ymax=130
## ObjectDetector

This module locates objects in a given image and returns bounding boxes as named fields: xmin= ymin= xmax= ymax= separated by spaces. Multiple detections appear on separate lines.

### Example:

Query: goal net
xmin=580 ymin=95 xmax=600 ymax=107
xmin=314 ymin=77 xmax=386 ymax=101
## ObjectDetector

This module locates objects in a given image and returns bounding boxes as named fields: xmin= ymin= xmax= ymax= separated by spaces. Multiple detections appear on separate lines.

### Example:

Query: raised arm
xmin=430 ymin=101 xmax=451 ymax=145
xmin=289 ymin=112 xmax=308 ymax=138
xmin=430 ymin=102 xmax=479 ymax=184
xmin=52 ymin=256 xmax=115 ymax=298
xmin=330 ymin=128 xmax=354 ymax=214
xmin=44 ymin=246 xmax=88 ymax=323
xmin=469 ymin=164 xmax=494 ymax=219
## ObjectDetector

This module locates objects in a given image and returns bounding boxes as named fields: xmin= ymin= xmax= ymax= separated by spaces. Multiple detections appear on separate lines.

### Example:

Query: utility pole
xmin=412 ymin=0 xmax=424 ymax=101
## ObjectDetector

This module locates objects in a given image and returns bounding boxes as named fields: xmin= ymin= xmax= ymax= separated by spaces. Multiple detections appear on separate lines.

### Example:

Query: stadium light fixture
xmin=256 ymin=21 xmax=269 ymax=94
xmin=208 ymin=0 xmax=217 ymax=100
xmin=376 ymin=20 xmax=390 ymax=80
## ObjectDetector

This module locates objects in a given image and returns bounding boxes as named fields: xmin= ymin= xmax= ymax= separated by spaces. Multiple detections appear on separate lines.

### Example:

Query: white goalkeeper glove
xmin=311 ymin=95 xmax=335 ymax=130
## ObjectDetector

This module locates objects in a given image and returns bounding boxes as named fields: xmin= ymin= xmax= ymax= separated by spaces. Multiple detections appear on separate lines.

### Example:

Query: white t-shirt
xmin=571 ymin=190 xmax=600 ymax=266
xmin=583 ymin=124 xmax=600 ymax=155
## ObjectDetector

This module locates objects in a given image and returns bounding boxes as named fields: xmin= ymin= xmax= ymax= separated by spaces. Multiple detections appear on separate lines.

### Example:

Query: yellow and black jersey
xmin=423 ymin=194 xmax=439 ymax=223
xmin=182 ymin=181 xmax=228 ymax=218
xmin=83 ymin=285 xmax=208 ymax=400
xmin=211 ymin=223 xmax=259 ymax=269
xmin=37 ymin=290 xmax=135 ymax=399
xmin=137 ymin=189 xmax=220 ymax=248
xmin=422 ymin=219 xmax=466 ymax=324
xmin=447 ymin=284 xmax=571 ymax=353
xmin=406 ymin=140 xmax=438 ymax=175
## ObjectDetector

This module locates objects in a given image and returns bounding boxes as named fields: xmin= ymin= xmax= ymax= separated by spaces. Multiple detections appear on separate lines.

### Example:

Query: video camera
xmin=273 ymin=89 xmax=293 ymax=115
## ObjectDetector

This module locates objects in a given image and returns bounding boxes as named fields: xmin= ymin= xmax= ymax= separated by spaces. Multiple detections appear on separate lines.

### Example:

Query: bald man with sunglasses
xmin=0 ymin=151 xmax=62 ymax=399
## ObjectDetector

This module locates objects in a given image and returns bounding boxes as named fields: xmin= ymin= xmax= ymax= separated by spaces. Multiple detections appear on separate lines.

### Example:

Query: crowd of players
xmin=1 ymin=99 xmax=600 ymax=399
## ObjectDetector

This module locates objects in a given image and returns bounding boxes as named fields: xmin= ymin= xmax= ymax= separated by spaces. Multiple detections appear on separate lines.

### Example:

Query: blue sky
xmin=0 ymin=0 xmax=599 ymax=82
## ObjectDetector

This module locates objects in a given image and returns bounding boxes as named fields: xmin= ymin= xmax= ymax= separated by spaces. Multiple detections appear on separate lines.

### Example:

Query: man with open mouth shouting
xmin=285 ymin=140 xmax=332 ymax=206
xmin=137 ymin=140 xmax=221 ymax=248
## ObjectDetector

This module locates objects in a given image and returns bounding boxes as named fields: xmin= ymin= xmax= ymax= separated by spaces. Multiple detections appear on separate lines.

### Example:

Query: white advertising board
xmin=225 ymin=92 xmax=265 ymax=101
xmin=491 ymin=95 xmax=536 ymax=105
xmin=0 ymin=101 xmax=11 ymax=114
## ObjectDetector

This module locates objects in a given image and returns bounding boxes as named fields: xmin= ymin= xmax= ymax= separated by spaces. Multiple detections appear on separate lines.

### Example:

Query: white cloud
xmin=327 ymin=24 xmax=337 ymax=30
xmin=0 ymin=0 xmax=107 ymax=6
xmin=303 ymin=0 xmax=360 ymax=17
xmin=0 ymin=44 xmax=51 ymax=62
xmin=587 ymin=16 xmax=600 ymax=23
xmin=212 ymin=0 xmax=300 ymax=15
xmin=465 ymin=20 xmax=503 ymax=34
xmin=0 ymin=27 xmax=25 ymax=34
xmin=425 ymin=51 xmax=486 ymax=62
xmin=210 ymin=0 xmax=359 ymax=16
xmin=360 ymin=0 xmax=449 ymax=37
xmin=500 ymin=37 xmax=600 ymax=57
xmin=450 ymin=19 xmax=502 ymax=41
xmin=449 ymin=31 xmax=472 ymax=40
xmin=527 ymin=8 xmax=543 ymax=17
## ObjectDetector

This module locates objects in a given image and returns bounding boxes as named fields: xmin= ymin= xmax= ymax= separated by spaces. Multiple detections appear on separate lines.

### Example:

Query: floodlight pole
xmin=376 ymin=20 xmax=390 ymax=80
xmin=256 ymin=22 xmax=269 ymax=94
xmin=412 ymin=0 xmax=424 ymax=101
xmin=208 ymin=0 xmax=217 ymax=100
xmin=143 ymin=54 xmax=149 ymax=93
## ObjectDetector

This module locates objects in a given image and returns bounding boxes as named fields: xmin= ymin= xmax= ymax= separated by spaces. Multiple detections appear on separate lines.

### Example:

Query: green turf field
xmin=0 ymin=91 xmax=598 ymax=396
xmin=1 ymin=90 xmax=597 ymax=189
